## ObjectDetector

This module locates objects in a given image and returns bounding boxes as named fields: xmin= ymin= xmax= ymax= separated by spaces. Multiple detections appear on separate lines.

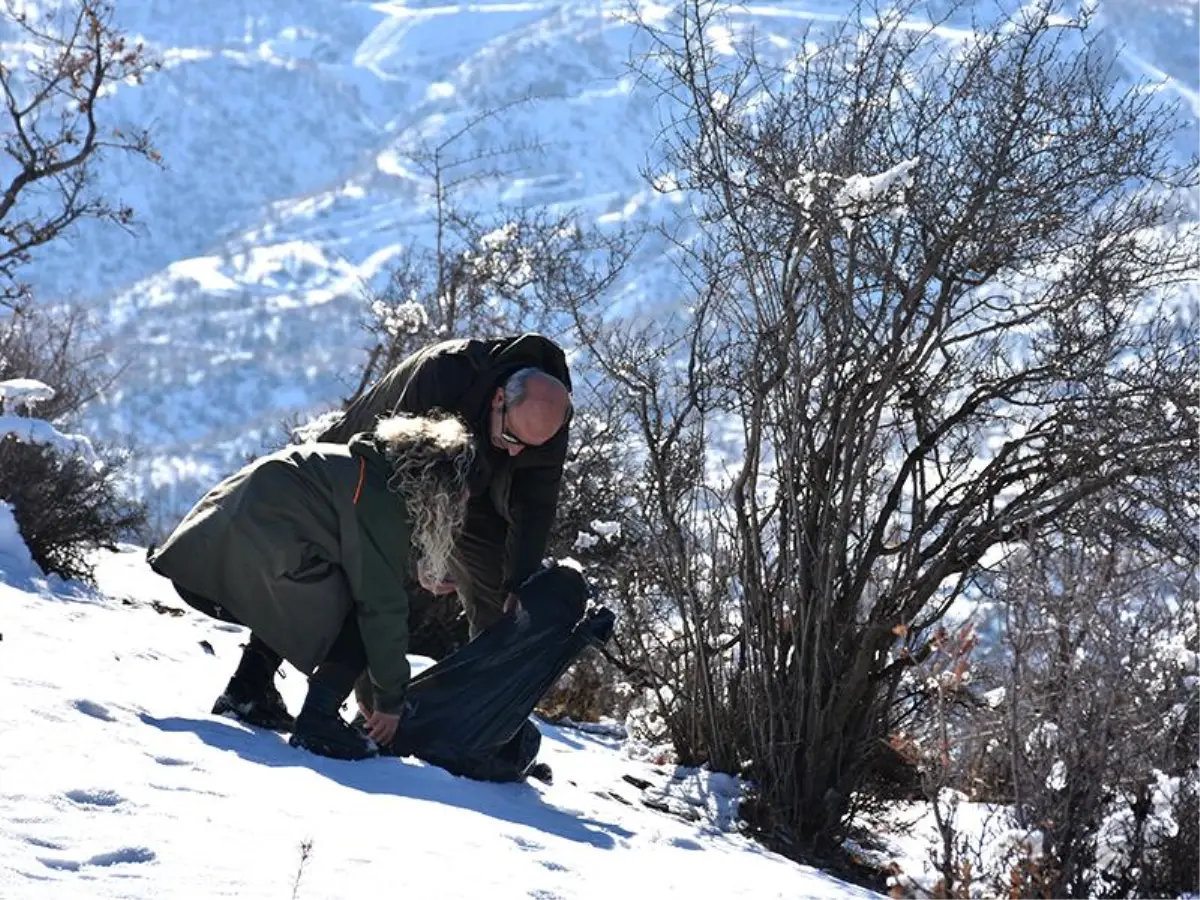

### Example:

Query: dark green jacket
xmin=317 ymin=334 xmax=571 ymax=591
xmin=148 ymin=432 xmax=414 ymax=714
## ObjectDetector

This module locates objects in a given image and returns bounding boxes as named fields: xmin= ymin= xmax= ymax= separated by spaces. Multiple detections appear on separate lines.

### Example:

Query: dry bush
xmin=887 ymin=493 xmax=1198 ymax=898
xmin=976 ymin=532 xmax=1197 ymax=899
xmin=1 ymin=306 xmax=147 ymax=583
xmin=567 ymin=0 xmax=1198 ymax=856
xmin=0 ymin=438 xmax=145 ymax=582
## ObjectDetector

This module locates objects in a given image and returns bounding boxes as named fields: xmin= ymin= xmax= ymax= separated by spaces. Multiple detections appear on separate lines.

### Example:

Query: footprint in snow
xmin=40 ymin=846 xmax=156 ymax=871
xmin=528 ymin=891 xmax=563 ymax=900
xmin=23 ymin=836 xmax=66 ymax=850
xmin=152 ymin=755 xmax=193 ymax=767
xmin=539 ymin=860 xmax=568 ymax=872
xmin=508 ymin=835 xmax=544 ymax=852
xmin=64 ymin=789 xmax=124 ymax=808
xmin=149 ymin=783 xmax=225 ymax=798
xmin=72 ymin=699 xmax=116 ymax=721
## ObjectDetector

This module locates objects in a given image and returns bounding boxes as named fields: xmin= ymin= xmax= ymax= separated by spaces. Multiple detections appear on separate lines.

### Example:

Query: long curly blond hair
xmin=374 ymin=411 xmax=476 ymax=587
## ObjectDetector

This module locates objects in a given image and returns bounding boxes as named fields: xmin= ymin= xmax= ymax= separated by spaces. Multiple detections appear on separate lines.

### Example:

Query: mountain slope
xmin=6 ymin=0 xmax=1196 ymax=525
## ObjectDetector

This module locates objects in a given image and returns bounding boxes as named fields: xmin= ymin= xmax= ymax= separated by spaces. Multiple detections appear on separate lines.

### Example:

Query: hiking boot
xmin=506 ymin=719 xmax=548 ymax=782
xmin=211 ymin=677 xmax=294 ymax=732
xmin=288 ymin=681 xmax=378 ymax=761
xmin=212 ymin=634 xmax=293 ymax=731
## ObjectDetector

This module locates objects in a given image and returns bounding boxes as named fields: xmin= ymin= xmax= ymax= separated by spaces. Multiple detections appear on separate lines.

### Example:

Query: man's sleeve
xmin=316 ymin=350 xmax=448 ymax=444
xmin=502 ymin=437 xmax=568 ymax=592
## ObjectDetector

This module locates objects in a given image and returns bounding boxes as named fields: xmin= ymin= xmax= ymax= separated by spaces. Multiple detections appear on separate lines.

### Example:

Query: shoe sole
xmin=211 ymin=696 xmax=295 ymax=733
xmin=288 ymin=735 xmax=378 ymax=761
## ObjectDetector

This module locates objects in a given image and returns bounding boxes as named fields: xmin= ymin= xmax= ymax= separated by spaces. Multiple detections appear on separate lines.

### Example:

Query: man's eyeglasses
xmin=499 ymin=392 xmax=525 ymax=448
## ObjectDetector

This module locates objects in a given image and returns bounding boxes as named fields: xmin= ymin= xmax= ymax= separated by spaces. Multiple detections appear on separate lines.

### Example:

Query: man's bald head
xmin=490 ymin=367 xmax=572 ymax=454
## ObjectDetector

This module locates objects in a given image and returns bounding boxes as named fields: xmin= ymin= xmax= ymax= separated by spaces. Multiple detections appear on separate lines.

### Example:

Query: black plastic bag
xmin=386 ymin=562 xmax=615 ymax=781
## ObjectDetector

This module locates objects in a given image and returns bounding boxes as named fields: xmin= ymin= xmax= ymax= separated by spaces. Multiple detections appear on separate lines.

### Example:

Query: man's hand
xmin=365 ymin=710 xmax=401 ymax=746
xmin=503 ymin=592 xmax=521 ymax=616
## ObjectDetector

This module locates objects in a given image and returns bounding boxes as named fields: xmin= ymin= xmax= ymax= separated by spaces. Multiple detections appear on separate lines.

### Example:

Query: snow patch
xmin=0 ymin=378 xmax=55 ymax=407
xmin=0 ymin=500 xmax=43 ymax=587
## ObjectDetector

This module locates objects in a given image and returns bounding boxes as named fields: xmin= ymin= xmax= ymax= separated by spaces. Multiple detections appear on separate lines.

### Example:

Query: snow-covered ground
xmin=0 ymin=519 xmax=886 ymax=900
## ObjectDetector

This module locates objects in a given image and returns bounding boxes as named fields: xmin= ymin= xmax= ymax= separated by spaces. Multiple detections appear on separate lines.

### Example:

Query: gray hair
xmin=375 ymin=412 xmax=476 ymax=586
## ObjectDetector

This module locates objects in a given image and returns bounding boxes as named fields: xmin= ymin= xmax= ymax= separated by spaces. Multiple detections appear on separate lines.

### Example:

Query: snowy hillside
xmin=5 ymin=0 xmax=1197 ymax=526
xmin=0 ymin=524 xmax=888 ymax=900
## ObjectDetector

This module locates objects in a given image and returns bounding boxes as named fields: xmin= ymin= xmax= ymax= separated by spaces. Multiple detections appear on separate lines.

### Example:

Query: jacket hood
xmin=351 ymin=411 xmax=478 ymax=494
xmin=485 ymin=334 xmax=572 ymax=391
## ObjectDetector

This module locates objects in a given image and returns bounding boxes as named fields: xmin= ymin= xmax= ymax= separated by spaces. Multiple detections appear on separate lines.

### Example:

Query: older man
xmin=317 ymin=333 xmax=573 ymax=637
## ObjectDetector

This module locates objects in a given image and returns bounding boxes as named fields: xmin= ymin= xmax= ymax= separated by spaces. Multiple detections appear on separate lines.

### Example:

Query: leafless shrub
xmin=0 ymin=303 xmax=119 ymax=418
xmin=567 ymin=0 xmax=1199 ymax=856
xmin=290 ymin=838 xmax=313 ymax=900
xmin=0 ymin=436 xmax=145 ymax=582
xmin=974 ymin=529 xmax=1198 ymax=899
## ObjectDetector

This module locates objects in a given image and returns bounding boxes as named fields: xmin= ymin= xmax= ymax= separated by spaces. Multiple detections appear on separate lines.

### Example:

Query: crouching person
xmin=147 ymin=412 xmax=476 ymax=761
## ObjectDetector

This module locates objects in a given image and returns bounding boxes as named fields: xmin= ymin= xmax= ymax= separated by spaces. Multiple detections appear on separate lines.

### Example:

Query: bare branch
xmin=0 ymin=0 xmax=161 ymax=304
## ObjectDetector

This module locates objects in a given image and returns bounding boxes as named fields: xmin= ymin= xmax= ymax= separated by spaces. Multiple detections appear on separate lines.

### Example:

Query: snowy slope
xmin=4 ymin=0 xmax=1196 ymax=526
xmin=0 ymin=528 xmax=885 ymax=899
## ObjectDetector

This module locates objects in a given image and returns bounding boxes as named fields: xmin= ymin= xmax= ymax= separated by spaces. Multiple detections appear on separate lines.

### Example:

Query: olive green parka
xmin=148 ymin=424 xmax=418 ymax=714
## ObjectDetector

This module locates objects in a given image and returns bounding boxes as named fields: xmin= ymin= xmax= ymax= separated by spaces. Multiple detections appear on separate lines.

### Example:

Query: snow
xmin=0 ymin=533 xmax=884 ymax=899
xmin=0 ymin=379 xmax=55 ymax=406
xmin=784 ymin=157 xmax=920 ymax=235
xmin=0 ymin=501 xmax=42 ymax=587
xmin=588 ymin=520 xmax=621 ymax=540
xmin=371 ymin=298 xmax=430 ymax=337
xmin=0 ymin=415 xmax=99 ymax=466
xmin=834 ymin=157 xmax=920 ymax=207
xmin=860 ymin=799 xmax=1036 ymax=899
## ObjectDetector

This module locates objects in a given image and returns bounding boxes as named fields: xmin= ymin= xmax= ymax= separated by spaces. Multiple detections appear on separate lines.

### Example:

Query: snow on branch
xmin=370 ymin=297 xmax=429 ymax=338
xmin=834 ymin=157 xmax=921 ymax=208
xmin=784 ymin=156 xmax=921 ymax=234
xmin=0 ymin=378 xmax=56 ymax=409
xmin=0 ymin=415 xmax=99 ymax=466
xmin=0 ymin=378 xmax=97 ymax=465
xmin=573 ymin=519 xmax=623 ymax=550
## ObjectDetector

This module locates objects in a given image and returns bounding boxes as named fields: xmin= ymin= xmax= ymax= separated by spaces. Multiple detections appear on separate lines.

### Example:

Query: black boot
xmin=289 ymin=679 xmax=378 ymax=761
xmin=212 ymin=636 xmax=294 ymax=732
xmin=508 ymin=719 xmax=550 ymax=783
xmin=526 ymin=761 xmax=554 ymax=784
